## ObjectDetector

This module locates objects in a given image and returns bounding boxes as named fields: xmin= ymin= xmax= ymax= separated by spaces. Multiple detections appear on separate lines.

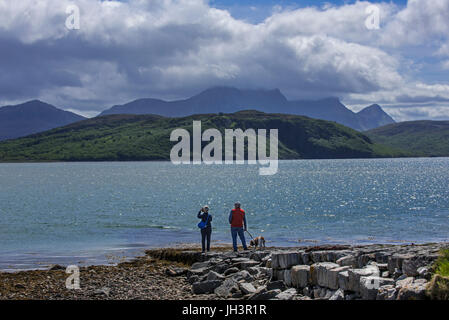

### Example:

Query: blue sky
xmin=210 ymin=0 xmax=408 ymax=22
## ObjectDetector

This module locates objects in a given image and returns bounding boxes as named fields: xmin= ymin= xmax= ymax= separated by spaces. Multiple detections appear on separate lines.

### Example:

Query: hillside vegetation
xmin=0 ymin=111 xmax=403 ymax=162
xmin=366 ymin=120 xmax=449 ymax=157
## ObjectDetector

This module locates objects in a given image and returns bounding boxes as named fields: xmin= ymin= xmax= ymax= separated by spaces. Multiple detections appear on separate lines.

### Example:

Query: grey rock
xmin=417 ymin=266 xmax=431 ymax=280
xmin=327 ymin=266 xmax=350 ymax=290
xmin=223 ymin=267 xmax=240 ymax=276
xmin=338 ymin=270 xmax=350 ymax=291
xmin=329 ymin=288 xmax=345 ymax=300
xmin=276 ymin=288 xmax=297 ymax=300
xmin=267 ymin=280 xmax=287 ymax=291
xmin=232 ymin=270 xmax=254 ymax=282
xmin=239 ymin=260 xmax=261 ymax=270
xmin=395 ymin=277 xmax=414 ymax=289
xmin=271 ymin=252 xmax=301 ymax=269
xmin=93 ymin=287 xmax=111 ymax=297
xmin=239 ymin=282 xmax=257 ymax=295
xmin=49 ymin=264 xmax=65 ymax=271
xmin=188 ymin=275 xmax=200 ymax=284
xmin=283 ymin=269 xmax=293 ymax=287
xmin=402 ymin=258 xmax=427 ymax=277
xmin=388 ymin=254 xmax=414 ymax=274
xmin=360 ymin=276 xmax=395 ymax=300
xmin=336 ymin=255 xmax=358 ymax=268
xmin=382 ymin=271 xmax=390 ymax=278
xmin=311 ymin=251 xmax=325 ymax=263
xmin=291 ymin=265 xmax=311 ymax=288
xmin=301 ymin=252 xmax=310 ymax=265
xmin=192 ymin=280 xmax=223 ymax=294
xmin=250 ymin=289 xmax=282 ymax=300
xmin=313 ymin=262 xmax=340 ymax=289
xmin=191 ymin=261 xmax=210 ymax=270
xmin=397 ymin=281 xmax=427 ymax=300
xmin=376 ymin=285 xmax=397 ymax=300
xmin=358 ymin=254 xmax=376 ymax=268
xmin=214 ymin=278 xmax=240 ymax=297
xmin=348 ymin=265 xmax=379 ymax=293
xmin=207 ymin=271 xmax=225 ymax=281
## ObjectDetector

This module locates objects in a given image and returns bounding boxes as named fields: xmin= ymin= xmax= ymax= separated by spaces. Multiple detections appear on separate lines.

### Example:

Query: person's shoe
xmin=243 ymin=247 xmax=249 ymax=251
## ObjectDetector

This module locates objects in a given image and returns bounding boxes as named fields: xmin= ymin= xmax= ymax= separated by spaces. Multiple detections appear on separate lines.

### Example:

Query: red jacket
xmin=230 ymin=208 xmax=246 ymax=228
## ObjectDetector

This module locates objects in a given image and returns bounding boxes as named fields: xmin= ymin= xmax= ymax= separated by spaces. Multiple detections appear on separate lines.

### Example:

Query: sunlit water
xmin=1 ymin=159 xmax=448 ymax=271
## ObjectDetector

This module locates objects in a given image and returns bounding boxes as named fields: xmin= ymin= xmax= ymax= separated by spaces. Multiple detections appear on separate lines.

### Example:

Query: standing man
xmin=229 ymin=202 xmax=248 ymax=252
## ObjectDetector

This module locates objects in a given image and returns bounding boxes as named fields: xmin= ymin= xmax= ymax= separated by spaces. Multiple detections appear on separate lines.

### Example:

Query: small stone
xmin=223 ymin=267 xmax=240 ymax=276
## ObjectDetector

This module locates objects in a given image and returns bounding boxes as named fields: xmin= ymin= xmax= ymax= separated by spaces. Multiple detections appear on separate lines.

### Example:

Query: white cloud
xmin=0 ymin=0 xmax=448 ymax=121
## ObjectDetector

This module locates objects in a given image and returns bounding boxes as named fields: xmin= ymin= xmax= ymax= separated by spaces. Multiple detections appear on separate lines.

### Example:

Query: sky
xmin=0 ymin=0 xmax=448 ymax=121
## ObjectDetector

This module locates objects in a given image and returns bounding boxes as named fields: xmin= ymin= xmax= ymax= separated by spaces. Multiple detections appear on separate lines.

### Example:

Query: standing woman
xmin=197 ymin=205 xmax=212 ymax=253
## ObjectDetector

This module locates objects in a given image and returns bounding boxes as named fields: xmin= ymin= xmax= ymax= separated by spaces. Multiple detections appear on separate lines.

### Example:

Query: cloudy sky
xmin=0 ymin=0 xmax=448 ymax=121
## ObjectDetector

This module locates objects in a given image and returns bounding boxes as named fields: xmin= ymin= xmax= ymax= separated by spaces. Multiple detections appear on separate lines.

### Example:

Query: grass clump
xmin=427 ymin=248 xmax=449 ymax=300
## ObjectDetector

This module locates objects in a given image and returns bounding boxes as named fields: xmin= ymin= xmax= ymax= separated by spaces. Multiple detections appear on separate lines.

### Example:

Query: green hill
xmin=365 ymin=120 xmax=449 ymax=157
xmin=0 ymin=111 xmax=403 ymax=162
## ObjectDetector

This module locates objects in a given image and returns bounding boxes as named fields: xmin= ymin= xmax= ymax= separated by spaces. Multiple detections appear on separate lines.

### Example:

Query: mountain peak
xmin=357 ymin=104 xmax=395 ymax=131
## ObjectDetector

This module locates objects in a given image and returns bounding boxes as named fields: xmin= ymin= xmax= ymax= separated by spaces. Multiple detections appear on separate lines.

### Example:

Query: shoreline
xmin=1 ymin=242 xmax=448 ymax=300
xmin=2 ymin=156 xmax=449 ymax=164
xmin=2 ymin=238 xmax=447 ymax=274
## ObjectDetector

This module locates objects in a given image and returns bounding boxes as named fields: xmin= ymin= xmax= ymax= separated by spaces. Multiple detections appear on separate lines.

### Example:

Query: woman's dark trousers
xmin=201 ymin=227 xmax=212 ymax=252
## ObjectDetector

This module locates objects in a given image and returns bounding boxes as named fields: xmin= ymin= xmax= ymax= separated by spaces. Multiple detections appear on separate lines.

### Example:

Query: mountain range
xmin=100 ymin=87 xmax=395 ymax=131
xmin=0 ymin=87 xmax=395 ymax=141
xmin=0 ymin=100 xmax=85 ymax=141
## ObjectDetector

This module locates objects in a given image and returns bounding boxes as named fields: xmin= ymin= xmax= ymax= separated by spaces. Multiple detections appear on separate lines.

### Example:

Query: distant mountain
xmin=0 ymin=100 xmax=85 ymax=141
xmin=366 ymin=120 xmax=449 ymax=157
xmin=357 ymin=104 xmax=395 ymax=130
xmin=99 ymin=87 xmax=395 ymax=131
xmin=0 ymin=110 xmax=403 ymax=162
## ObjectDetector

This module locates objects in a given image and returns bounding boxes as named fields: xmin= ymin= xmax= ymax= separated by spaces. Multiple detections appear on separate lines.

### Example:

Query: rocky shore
xmin=1 ymin=243 xmax=447 ymax=300
xmin=156 ymin=243 xmax=448 ymax=300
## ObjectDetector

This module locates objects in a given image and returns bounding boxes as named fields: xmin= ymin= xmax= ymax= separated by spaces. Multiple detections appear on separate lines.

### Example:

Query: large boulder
xmin=402 ymin=257 xmax=430 ymax=277
xmin=348 ymin=265 xmax=379 ymax=293
xmin=313 ymin=262 xmax=340 ymax=289
xmin=336 ymin=255 xmax=358 ymax=268
xmin=387 ymin=254 xmax=414 ymax=274
xmin=360 ymin=276 xmax=395 ymax=300
xmin=192 ymin=280 xmax=223 ymax=294
xmin=291 ymin=265 xmax=311 ymax=288
xmin=338 ymin=271 xmax=350 ymax=291
xmin=397 ymin=280 xmax=428 ymax=300
xmin=271 ymin=252 xmax=302 ymax=269
xmin=327 ymin=266 xmax=350 ymax=290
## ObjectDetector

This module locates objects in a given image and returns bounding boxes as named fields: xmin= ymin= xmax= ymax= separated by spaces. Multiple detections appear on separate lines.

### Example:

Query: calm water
xmin=1 ymin=159 xmax=449 ymax=271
